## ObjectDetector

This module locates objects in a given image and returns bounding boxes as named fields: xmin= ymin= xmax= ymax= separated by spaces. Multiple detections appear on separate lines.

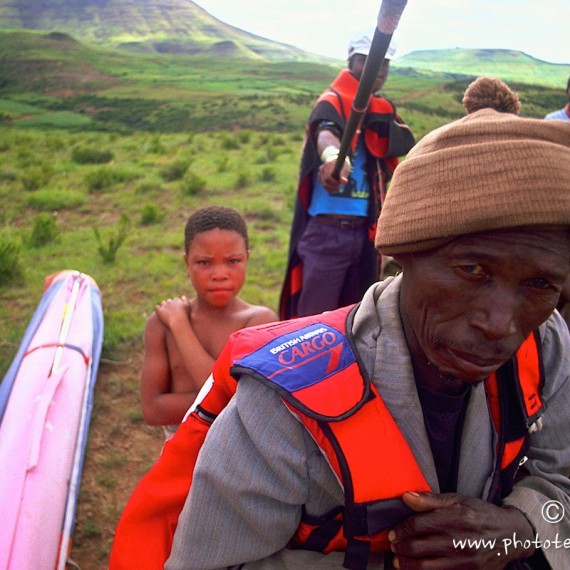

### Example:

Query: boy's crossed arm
xmin=140 ymin=297 xmax=215 ymax=427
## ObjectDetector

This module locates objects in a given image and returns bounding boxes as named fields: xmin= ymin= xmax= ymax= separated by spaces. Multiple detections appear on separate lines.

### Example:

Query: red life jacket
xmin=230 ymin=306 xmax=545 ymax=569
xmin=314 ymin=69 xmax=415 ymax=170
xmin=110 ymin=305 xmax=544 ymax=570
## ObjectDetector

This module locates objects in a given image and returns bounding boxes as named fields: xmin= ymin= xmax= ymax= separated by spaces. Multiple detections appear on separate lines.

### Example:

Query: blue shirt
xmin=308 ymin=137 xmax=370 ymax=217
xmin=545 ymin=108 xmax=570 ymax=121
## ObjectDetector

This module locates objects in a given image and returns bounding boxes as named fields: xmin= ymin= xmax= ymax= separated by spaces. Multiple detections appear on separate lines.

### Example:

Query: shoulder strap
xmin=235 ymin=305 xmax=432 ymax=569
xmin=485 ymin=330 xmax=544 ymax=499
xmin=230 ymin=305 xmax=368 ymax=421
xmin=322 ymin=86 xmax=349 ymax=123
xmin=231 ymin=303 xmax=432 ymax=503
xmin=511 ymin=329 xmax=545 ymax=432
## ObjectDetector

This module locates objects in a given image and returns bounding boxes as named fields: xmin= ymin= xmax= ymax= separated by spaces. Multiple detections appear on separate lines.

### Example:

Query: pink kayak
xmin=0 ymin=270 xmax=104 ymax=570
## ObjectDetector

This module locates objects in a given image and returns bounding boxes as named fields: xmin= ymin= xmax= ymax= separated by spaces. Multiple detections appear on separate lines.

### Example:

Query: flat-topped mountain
xmin=0 ymin=0 xmax=324 ymax=60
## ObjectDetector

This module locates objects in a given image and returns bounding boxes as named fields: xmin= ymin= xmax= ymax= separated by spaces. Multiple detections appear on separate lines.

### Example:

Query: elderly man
xmin=164 ymin=100 xmax=570 ymax=569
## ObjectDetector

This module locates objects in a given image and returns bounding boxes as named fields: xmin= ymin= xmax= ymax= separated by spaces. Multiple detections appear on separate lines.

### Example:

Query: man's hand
xmin=316 ymin=127 xmax=351 ymax=194
xmin=388 ymin=492 xmax=536 ymax=569
xmin=318 ymin=151 xmax=351 ymax=193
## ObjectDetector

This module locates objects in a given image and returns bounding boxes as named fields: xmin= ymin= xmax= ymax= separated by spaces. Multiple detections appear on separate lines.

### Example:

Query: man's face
xmin=349 ymin=54 xmax=390 ymax=91
xmin=397 ymin=228 xmax=570 ymax=384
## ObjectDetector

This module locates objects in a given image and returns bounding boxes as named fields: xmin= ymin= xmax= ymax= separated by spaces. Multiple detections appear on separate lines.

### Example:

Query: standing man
xmin=545 ymin=76 xmax=570 ymax=121
xmin=279 ymin=30 xmax=414 ymax=320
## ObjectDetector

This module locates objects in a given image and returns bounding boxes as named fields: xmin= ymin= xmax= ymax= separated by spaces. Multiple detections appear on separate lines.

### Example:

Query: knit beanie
xmin=375 ymin=87 xmax=570 ymax=255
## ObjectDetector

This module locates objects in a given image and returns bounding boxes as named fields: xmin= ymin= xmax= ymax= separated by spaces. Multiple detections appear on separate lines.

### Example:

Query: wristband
xmin=320 ymin=146 xmax=352 ymax=170
xmin=320 ymin=145 xmax=340 ymax=163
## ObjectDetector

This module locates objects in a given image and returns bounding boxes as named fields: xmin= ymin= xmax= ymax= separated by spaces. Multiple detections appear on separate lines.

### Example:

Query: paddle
xmin=332 ymin=0 xmax=408 ymax=180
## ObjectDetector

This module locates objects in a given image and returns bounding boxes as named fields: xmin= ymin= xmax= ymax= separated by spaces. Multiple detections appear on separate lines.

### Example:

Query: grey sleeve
xmin=503 ymin=313 xmax=570 ymax=568
xmin=165 ymin=375 xmax=367 ymax=570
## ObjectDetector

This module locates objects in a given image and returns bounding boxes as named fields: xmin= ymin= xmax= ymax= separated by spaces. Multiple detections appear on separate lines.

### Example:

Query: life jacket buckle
xmin=528 ymin=415 xmax=543 ymax=434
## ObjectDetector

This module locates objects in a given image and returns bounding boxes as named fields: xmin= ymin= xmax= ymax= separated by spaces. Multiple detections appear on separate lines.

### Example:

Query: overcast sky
xmin=195 ymin=0 xmax=570 ymax=64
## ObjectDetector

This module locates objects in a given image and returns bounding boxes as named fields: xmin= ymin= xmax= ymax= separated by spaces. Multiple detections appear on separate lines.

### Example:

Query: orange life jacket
xmin=230 ymin=307 xmax=544 ymax=569
xmin=110 ymin=305 xmax=544 ymax=570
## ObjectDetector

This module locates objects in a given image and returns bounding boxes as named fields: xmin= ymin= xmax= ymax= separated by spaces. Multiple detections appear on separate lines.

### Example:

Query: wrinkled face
xmin=184 ymin=228 xmax=249 ymax=308
xmin=397 ymin=228 xmax=570 ymax=383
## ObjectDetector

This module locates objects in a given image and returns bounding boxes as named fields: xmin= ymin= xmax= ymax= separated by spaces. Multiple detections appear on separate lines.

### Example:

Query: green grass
xmin=0 ymin=127 xmax=298 ymax=375
xmin=13 ymin=110 xmax=92 ymax=129
xmin=0 ymin=98 xmax=45 ymax=116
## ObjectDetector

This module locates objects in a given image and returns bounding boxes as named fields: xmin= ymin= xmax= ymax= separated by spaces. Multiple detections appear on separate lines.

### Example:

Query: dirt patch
xmin=69 ymin=348 xmax=164 ymax=569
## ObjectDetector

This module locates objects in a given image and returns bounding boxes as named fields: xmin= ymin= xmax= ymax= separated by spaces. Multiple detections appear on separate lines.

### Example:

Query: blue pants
xmin=296 ymin=217 xmax=367 ymax=317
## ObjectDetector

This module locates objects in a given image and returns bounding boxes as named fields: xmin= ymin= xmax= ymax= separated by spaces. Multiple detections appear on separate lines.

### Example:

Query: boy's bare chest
xmin=193 ymin=314 xmax=248 ymax=359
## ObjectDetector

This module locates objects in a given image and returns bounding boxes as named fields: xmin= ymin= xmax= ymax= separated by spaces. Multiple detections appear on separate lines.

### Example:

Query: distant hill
xmin=0 ymin=29 xmax=565 ymax=135
xmin=0 ymin=0 xmax=327 ymax=61
xmin=396 ymin=48 xmax=570 ymax=88
xmin=2 ymin=0 xmax=569 ymax=84
xmin=0 ymin=28 xmax=343 ymax=132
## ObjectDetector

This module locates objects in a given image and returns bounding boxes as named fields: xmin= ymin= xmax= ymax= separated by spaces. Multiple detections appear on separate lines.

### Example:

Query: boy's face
xmin=184 ymin=228 xmax=249 ymax=308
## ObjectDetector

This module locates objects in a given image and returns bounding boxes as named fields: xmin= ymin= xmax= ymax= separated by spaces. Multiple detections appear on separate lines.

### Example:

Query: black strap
xmin=302 ymin=518 xmax=343 ymax=552
xmin=343 ymin=538 xmax=370 ymax=570
xmin=351 ymin=498 xmax=416 ymax=536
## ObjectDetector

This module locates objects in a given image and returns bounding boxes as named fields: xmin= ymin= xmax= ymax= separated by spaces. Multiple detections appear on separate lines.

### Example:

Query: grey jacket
xmin=166 ymin=277 xmax=570 ymax=569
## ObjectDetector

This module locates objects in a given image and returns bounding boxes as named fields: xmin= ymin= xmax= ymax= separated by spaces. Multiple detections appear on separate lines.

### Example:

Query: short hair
xmin=184 ymin=206 xmax=249 ymax=254
xmin=462 ymin=76 xmax=521 ymax=116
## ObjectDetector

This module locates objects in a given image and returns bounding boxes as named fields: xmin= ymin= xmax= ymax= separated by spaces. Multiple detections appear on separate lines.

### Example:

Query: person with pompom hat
xmin=165 ymin=80 xmax=570 ymax=570
xmin=462 ymin=77 xmax=570 ymax=331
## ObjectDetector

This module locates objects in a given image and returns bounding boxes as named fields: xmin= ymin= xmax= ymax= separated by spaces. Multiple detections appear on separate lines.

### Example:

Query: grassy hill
xmin=0 ymin=29 xmax=339 ymax=133
xmin=397 ymin=48 xmax=570 ymax=88
xmin=1 ymin=30 xmax=567 ymax=137
xmin=0 ymin=0 xmax=324 ymax=60
xmin=1 ymin=29 xmax=568 ymax=569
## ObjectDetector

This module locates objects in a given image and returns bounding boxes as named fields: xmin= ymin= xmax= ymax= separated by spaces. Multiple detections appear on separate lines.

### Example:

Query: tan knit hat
xmin=376 ymin=108 xmax=570 ymax=254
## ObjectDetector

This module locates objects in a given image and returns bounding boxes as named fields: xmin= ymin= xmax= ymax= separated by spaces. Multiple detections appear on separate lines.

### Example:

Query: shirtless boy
xmin=140 ymin=206 xmax=278 ymax=438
